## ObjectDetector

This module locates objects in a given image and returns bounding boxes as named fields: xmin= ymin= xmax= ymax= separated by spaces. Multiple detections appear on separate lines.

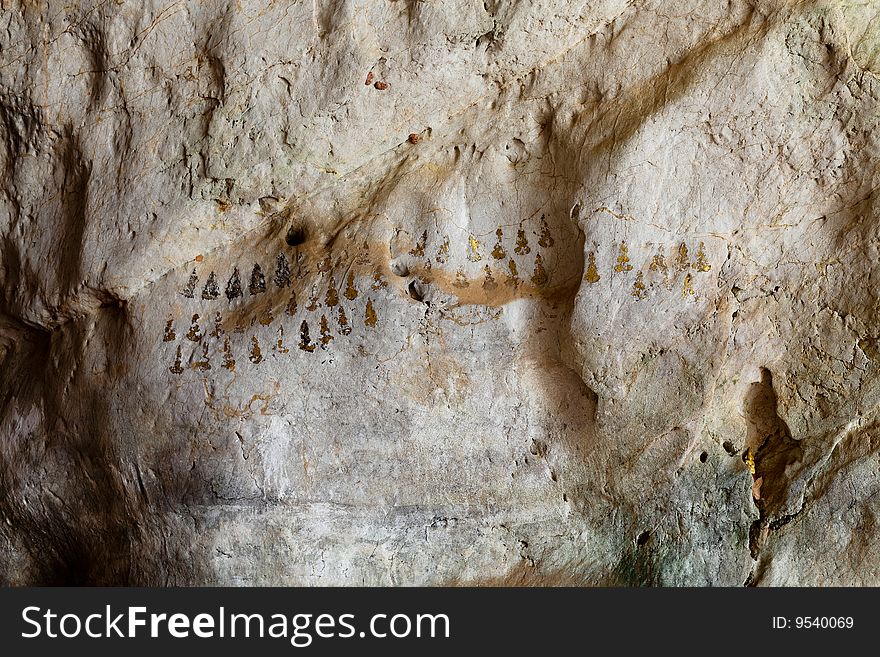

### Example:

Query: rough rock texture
xmin=1 ymin=0 xmax=879 ymax=586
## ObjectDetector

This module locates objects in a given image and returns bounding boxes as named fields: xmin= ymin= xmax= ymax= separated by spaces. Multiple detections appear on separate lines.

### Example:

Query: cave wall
xmin=1 ymin=0 xmax=879 ymax=585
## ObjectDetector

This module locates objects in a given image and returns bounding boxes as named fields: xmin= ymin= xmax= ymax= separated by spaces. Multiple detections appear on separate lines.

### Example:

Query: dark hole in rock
xmin=407 ymin=280 xmax=426 ymax=302
xmin=391 ymin=260 xmax=409 ymax=277
xmin=285 ymin=225 xmax=306 ymax=246
xmin=699 ymin=451 xmax=708 ymax=463
xmin=636 ymin=531 xmax=651 ymax=546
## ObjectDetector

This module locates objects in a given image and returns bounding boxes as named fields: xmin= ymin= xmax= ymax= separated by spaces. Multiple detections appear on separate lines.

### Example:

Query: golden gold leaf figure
xmin=745 ymin=449 xmax=756 ymax=476
xmin=355 ymin=241 xmax=371 ymax=265
xmin=285 ymin=291 xmax=297 ymax=316
xmin=299 ymin=320 xmax=316 ymax=352
xmin=185 ymin=314 xmax=203 ymax=342
xmin=364 ymin=299 xmax=378 ymax=327
xmin=468 ymin=235 xmax=483 ymax=262
xmin=650 ymin=250 xmax=670 ymax=288
xmin=193 ymin=343 xmax=211 ymax=371
xmin=306 ymin=285 xmax=320 ymax=311
xmin=538 ymin=216 xmax=554 ymax=248
xmin=325 ymin=277 xmax=339 ymax=307
xmin=631 ymin=271 xmax=647 ymax=300
xmin=492 ymin=228 xmax=506 ymax=260
xmin=682 ymin=273 xmax=695 ymax=298
xmin=344 ymin=271 xmax=358 ymax=300
xmin=675 ymin=243 xmax=690 ymax=272
xmin=482 ymin=265 xmax=497 ymax=289
xmin=222 ymin=337 xmax=235 ymax=371
xmin=410 ymin=230 xmax=427 ymax=257
xmin=614 ymin=242 xmax=633 ymax=273
xmin=338 ymin=306 xmax=352 ymax=335
xmin=506 ymin=259 xmax=520 ymax=287
xmin=249 ymin=336 xmax=263 ymax=364
xmin=209 ymin=312 xmax=224 ymax=338
xmin=435 ymin=237 xmax=450 ymax=264
xmin=316 ymin=255 xmax=332 ymax=273
xmin=584 ymin=252 xmax=600 ymax=283
xmin=319 ymin=314 xmax=334 ymax=346
xmin=650 ymin=252 xmax=667 ymax=274
xmin=515 ymin=228 xmax=530 ymax=255
xmin=169 ymin=345 xmax=184 ymax=375
xmin=275 ymin=325 xmax=290 ymax=354
xmin=163 ymin=317 xmax=176 ymax=342
xmin=531 ymin=253 xmax=548 ymax=286
xmin=694 ymin=242 xmax=711 ymax=272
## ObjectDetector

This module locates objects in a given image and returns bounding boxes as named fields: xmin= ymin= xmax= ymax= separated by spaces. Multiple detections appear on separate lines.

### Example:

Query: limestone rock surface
xmin=1 ymin=0 xmax=879 ymax=585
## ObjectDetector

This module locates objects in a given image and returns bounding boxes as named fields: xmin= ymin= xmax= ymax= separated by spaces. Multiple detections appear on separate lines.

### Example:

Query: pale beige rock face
xmin=0 ymin=0 xmax=878 ymax=585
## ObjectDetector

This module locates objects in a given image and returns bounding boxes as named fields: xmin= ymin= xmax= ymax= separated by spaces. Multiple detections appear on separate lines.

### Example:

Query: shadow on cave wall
xmin=0 ymin=300 xmax=209 ymax=585
xmin=743 ymin=368 xmax=803 ymax=561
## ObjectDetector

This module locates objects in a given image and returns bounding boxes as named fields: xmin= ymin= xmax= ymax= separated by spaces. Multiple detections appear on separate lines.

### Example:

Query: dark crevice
xmin=407 ymin=279 xmax=426 ymax=303
xmin=744 ymin=368 xmax=803 ymax=562
xmin=285 ymin=224 xmax=306 ymax=247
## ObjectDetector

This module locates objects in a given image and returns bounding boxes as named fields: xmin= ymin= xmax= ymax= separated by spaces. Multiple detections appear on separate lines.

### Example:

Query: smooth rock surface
xmin=1 ymin=0 xmax=879 ymax=585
